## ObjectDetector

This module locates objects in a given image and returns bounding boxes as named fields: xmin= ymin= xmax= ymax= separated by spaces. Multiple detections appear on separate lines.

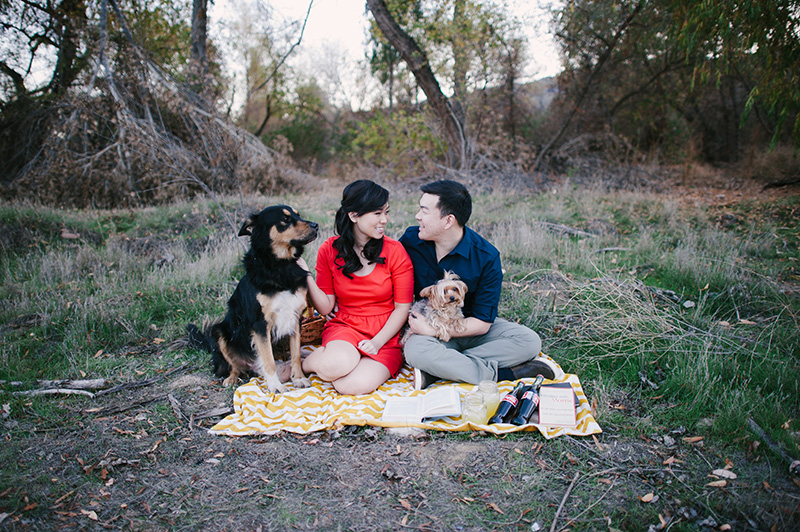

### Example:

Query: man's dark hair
xmin=420 ymin=180 xmax=472 ymax=227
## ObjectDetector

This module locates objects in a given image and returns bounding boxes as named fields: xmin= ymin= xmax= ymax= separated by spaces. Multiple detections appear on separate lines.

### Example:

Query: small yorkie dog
xmin=402 ymin=271 xmax=468 ymax=344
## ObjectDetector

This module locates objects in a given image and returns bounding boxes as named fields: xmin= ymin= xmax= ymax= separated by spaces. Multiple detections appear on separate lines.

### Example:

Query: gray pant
xmin=403 ymin=318 xmax=542 ymax=384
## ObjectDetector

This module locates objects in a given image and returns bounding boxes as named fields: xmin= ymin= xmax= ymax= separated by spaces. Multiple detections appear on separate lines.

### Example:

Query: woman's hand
xmin=296 ymin=257 xmax=311 ymax=275
xmin=357 ymin=339 xmax=379 ymax=355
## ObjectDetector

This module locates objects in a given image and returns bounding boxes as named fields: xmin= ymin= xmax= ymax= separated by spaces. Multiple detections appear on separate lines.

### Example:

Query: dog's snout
xmin=309 ymin=221 xmax=319 ymax=231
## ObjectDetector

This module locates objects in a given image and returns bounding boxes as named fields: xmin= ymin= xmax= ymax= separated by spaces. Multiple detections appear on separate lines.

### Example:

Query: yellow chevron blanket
xmin=210 ymin=362 xmax=602 ymax=439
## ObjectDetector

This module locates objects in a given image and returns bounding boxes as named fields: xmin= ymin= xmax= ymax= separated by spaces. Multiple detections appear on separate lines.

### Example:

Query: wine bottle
xmin=488 ymin=382 xmax=525 ymax=424
xmin=511 ymin=375 xmax=544 ymax=426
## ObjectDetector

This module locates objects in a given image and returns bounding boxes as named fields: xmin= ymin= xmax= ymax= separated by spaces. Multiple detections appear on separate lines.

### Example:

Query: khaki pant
xmin=403 ymin=318 xmax=542 ymax=384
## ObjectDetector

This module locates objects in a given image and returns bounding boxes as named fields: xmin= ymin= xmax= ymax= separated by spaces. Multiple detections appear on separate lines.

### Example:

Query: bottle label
xmin=521 ymin=391 xmax=534 ymax=401
xmin=504 ymin=396 xmax=519 ymax=407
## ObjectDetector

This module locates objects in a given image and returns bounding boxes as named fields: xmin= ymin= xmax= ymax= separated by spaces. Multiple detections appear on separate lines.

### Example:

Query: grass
xmin=1 ymin=184 xmax=799 ymax=465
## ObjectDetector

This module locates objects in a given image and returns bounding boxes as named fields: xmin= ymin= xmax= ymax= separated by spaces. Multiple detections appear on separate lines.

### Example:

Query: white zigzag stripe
xmin=210 ymin=357 xmax=602 ymax=440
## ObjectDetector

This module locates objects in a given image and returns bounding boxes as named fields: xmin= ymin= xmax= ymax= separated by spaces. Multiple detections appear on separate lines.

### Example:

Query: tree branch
xmin=535 ymin=1 xmax=645 ymax=171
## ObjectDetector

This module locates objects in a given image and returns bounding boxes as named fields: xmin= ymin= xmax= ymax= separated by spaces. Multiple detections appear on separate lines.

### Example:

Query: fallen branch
xmin=539 ymin=222 xmax=597 ymax=239
xmin=14 ymin=388 xmax=96 ymax=398
xmin=592 ymin=247 xmax=631 ymax=254
xmin=748 ymin=418 xmax=800 ymax=476
xmin=193 ymin=406 xmax=234 ymax=420
xmin=551 ymin=471 xmax=580 ymax=532
xmin=2 ymin=378 xmax=107 ymax=390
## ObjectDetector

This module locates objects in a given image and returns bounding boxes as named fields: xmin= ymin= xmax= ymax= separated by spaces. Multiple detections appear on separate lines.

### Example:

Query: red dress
xmin=315 ymin=236 xmax=414 ymax=375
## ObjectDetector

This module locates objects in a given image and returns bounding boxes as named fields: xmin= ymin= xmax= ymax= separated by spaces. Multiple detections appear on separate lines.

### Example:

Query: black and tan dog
xmin=187 ymin=205 xmax=318 ymax=392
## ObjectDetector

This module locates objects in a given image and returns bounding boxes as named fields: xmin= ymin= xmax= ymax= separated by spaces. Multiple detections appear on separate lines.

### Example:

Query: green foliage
xmin=668 ymin=0 xmax=800 ymax=147
xmin=124 ymin=0 xmax=193 ymax=71
xmin=551 ymin=0 xmax=799 ymax=162
xmin=261 ymin=80 xmax=342 ymax=163
xmin=348 ymin=109 xmax=447 ymax=168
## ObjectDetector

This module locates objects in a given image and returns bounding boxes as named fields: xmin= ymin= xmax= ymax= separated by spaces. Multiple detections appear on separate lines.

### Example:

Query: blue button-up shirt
xmin=399 ymin=226 xmax=502 ymax=323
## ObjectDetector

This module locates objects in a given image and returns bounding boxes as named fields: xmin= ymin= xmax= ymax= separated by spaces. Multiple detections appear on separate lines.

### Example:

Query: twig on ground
xmin=168 ymin=394 xmax=185 ymax=425
xmin=87 ymin=394 xmax=168 ymax=415
xmin=551 ymin=471 xmax=580 ymax=532
xmin=557 ymin=483 xmax=614 ymax=532
xmin=94 ymin=363 xmax=193 ymax=397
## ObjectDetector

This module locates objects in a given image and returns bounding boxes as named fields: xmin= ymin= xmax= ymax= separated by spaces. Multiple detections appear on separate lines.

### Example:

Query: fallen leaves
xmin=711 ymin=469 xmax=737 ymax=480
xmin=662 ymin=456 xmax=682 ymax=466
xmin=487 ymin=502 xmax=504 ymax=514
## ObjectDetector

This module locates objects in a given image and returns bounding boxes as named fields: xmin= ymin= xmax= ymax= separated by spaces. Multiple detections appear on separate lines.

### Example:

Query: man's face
xmin=415 ymin=193 xmax=448 ymax=241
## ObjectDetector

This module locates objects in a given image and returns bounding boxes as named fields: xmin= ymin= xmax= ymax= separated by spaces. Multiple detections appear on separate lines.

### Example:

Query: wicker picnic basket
xmin=300 ymin=296 xmax=326 ymax=345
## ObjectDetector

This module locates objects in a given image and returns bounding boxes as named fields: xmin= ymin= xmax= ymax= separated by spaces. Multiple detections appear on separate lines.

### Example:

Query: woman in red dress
xmin=298 ymin=180 xmax=414 ymax=395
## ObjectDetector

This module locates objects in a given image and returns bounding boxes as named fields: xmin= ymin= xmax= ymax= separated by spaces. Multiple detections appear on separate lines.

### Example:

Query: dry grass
xmin=1 ymin=181 xmax=799 ymax=531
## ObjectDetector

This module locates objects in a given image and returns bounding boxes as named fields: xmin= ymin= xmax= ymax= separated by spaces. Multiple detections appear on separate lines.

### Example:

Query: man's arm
xmin=407 ymin=314 xmax=491 ymax=338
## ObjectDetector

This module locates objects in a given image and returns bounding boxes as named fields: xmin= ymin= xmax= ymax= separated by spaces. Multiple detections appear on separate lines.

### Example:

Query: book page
xmin=381 ymin=396 xmax=423 ymax=423
xmin=538 ymin=386 xmax=577 ymax=427
xmin=421 ymin=387 xmax=461 ymax=418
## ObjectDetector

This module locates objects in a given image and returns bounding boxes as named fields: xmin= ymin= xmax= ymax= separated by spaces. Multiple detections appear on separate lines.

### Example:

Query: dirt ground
xmin=2 ymin=357 xmax=799 ymax=532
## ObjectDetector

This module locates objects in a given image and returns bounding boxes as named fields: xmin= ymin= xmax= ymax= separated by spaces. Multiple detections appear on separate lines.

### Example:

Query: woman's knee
xmin=306 ymin=345 xmax=358 ymax=381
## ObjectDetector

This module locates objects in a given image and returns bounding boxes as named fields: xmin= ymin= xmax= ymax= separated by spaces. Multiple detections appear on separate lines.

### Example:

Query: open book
xmin=381 ymin=386 xmax=462 ymax=424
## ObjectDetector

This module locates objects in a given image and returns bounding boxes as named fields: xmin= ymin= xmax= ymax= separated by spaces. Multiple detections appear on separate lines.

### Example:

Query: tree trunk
xmin=50 ymin=0 xmax=88 ymax=95
xmin=190 ymin=0 xmax=209 ymax=93
xmin=366 ymin=0 xmax=470 ymax=169
xmin=388 ymin=55 xmax=394 ymax=115
xmin=452 ymin=0 xmax=467 ymax=105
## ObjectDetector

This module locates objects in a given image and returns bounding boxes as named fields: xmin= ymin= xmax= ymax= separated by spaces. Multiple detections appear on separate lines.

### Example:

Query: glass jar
xmin=463 ymin=392 xmax=488 ymax=425
xmin=478 ymin=380 xmax=501 ymax=419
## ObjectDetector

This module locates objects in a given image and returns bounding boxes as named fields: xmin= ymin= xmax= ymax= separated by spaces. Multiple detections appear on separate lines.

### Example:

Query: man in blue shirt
xmin=399 ymin=180 xmax=564 ymax=389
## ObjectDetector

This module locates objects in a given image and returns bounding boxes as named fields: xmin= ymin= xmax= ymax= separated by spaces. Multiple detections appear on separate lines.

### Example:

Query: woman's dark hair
xmin=333 ymin=180 xmax=388 ymax=278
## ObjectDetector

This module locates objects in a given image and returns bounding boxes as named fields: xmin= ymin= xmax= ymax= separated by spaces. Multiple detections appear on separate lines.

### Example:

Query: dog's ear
xmin=239 ymin=214 xmax=257 ymax=236
xmin=420 ymin=285 xmax=433 ymax=298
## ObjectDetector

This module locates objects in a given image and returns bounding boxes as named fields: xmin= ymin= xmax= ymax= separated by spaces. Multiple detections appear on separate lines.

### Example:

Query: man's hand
xmin=407 ymin=311 xmax=437 ymax=337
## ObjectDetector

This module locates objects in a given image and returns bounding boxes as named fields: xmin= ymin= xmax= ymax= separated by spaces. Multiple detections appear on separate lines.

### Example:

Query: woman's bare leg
xmin=332 ymin=357 xmax=391 ymax=395
xmin=302 ymin=341 xmax=360 ymax=381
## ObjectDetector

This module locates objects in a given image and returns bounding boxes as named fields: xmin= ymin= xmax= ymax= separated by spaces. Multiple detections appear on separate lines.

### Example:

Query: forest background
xmin=1 ymin=0 xmax=799 ymax=530
xmin=2 ymin=0 xmax=799 ymax=204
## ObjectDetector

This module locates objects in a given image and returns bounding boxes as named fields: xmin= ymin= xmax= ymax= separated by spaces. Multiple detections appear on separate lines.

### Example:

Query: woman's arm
xmin=358 ymin=301 xmax=412 ymax=355
xmin=297 ymin=257 xmax=336 ymax=316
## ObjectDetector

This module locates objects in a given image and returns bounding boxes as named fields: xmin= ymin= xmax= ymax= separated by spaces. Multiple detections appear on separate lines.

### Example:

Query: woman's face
xmin=350 ymin=203 xmax=389 ymax=243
